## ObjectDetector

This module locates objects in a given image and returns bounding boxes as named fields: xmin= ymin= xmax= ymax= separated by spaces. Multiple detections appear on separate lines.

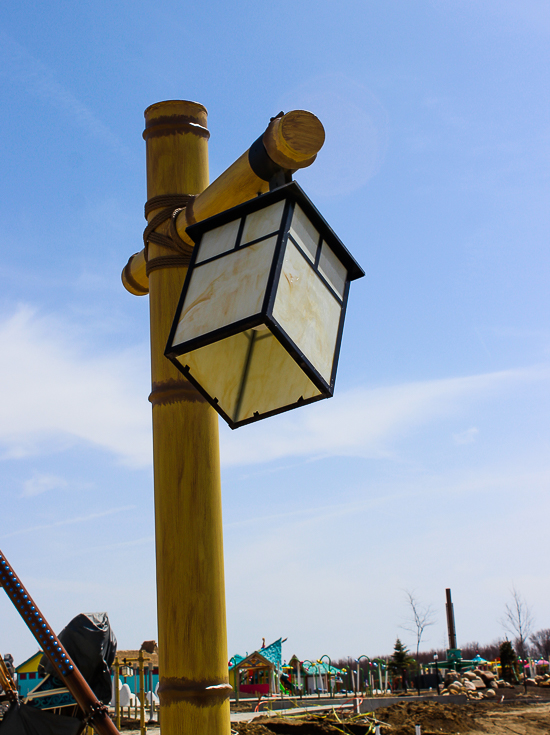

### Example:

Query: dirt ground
xmin=232 ymin=696 xmax=550 ymax=735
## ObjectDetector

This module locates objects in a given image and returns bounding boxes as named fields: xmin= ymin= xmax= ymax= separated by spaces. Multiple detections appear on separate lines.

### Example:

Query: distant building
xmin=229 ymin=639 xmax=283 ymax=696
xmin=113 ymin=649 xmax=159 ymax=695
xmin=15 ymin=652 xmax=44 ymax=697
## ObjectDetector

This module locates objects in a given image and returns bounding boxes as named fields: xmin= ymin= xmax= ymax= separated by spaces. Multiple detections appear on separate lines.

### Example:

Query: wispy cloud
xmin=223 ymin=463 xmax=550 ymax=658
xmin=0 ymin=32 xmax=133 ymax=162
xmin=0 ymin=505 xmax=136 ymax=540
xmin=70 ymin=536 xmax=154 ymax=557
xmin=22 ymin=472 xmax=67 ymax=498
xmin=1 ymin=306 xmax=547 ymax=473
xmin=220 ymin=366 xmax=549 ymax=467
xmin=453 ymin=427 xmax=479 ymax=445
xmin=225 ymin=464 xmax=550 ymax=541
xmin=0 ymin=306 xmax=151 ymax=467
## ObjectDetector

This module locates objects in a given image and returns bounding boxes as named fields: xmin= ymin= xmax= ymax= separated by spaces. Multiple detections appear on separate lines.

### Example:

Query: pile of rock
xmin=438 ymin=669 xmax=550 ymax=697
xmin=527 ymin=674 xmax=550 ymax=687
xmin=440 ymin=669 xmax=504 ymax=700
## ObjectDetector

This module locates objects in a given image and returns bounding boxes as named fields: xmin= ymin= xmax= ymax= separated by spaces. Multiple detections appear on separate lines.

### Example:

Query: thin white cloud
xmin=22 ymin=472 xmax=67 ymax=498
xmin=453 ymin=427 xmax=479 ymax=445
xmin=220 ymin=366 xmax=549 ymax=467
xmin=21 ymin=576 xmax=114 ymax=596
xmin=0 ymin=306 xmax=151 ymax=467
xmin=69 ymin=536 xmax=154 ymax=556
xmin=224 ymin=465 xmax=550 ymax=659
xmin=0 ymin=505 xmax=136 ymax=540
xmin=0 ymin=305 xmax=547 ymax=473
xmin=0 ymin=32 xmax=133 ymax=162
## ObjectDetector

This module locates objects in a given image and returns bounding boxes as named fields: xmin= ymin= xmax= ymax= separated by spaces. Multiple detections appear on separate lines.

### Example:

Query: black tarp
xmin=38 ymin=613 xmax=116 ymax=705
xmin=0 ymin=703 xmax=81 ymax=735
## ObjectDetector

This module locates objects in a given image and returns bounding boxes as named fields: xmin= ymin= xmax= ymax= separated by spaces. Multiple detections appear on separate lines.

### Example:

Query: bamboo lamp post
xmin=121 ymin=100 xmax=326 ymax=735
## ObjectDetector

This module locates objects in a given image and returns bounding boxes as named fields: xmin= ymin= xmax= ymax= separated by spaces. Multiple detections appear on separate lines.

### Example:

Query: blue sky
xmin=0 ymin=0 xmax=549 ymax=666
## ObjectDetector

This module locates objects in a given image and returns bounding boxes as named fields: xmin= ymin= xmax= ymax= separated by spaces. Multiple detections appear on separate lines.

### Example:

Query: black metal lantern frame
xmin=165 ymin=181 xmax=364 ymax=429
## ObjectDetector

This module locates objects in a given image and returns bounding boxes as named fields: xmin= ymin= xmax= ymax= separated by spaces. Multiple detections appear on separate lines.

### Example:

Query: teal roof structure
xmin=228 ymin=639 xmax=283 ymax=670
xmin=259 ymin=638 xmax=282 ymax=668
xmin=471 ymin=654 xmax=487 ymax=663
xmin=228 ymin=654 xmax=244 ymax=670
xmin=302 ymin=662 xmax=343 ymax=675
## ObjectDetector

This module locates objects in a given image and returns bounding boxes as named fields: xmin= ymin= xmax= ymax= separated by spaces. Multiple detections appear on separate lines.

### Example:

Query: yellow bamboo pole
xmin=122 ymin=100 xmax=326 ymax=735
xmin=141 ymin=100 xmax=231 ymax=735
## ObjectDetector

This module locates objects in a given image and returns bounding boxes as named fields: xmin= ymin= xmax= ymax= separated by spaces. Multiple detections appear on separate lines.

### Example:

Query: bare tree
xmin=401 ymin=590 xmax=436 ymax=658
xmin=530 ymin=629 xmax=550 ymax=661
xmin=501 ymin=587 xmax=534 ymax=658
xmin=401 ymin=590 xmax=436 ymax=694
xmin=501 ymin=587 xmax=534 ymax=690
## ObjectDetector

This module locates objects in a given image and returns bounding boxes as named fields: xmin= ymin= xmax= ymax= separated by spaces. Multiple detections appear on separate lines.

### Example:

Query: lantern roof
xmin=186 ymin=181 xmax=365 ymax=282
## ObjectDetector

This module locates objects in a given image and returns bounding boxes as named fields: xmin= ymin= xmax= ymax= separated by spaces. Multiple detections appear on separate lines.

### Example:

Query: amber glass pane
xmin=195 ymin=218 xmax=241 ymax=263
xmin=289 ymin=204 xmax=319 ymax=262
xmin=272 ymin=241 xmax=341 ymax=384
xmin=176 ymin=329 xmax=321 ymax=424
xmin=173 ymin=236 xmax=277 ymax=346
xmin=241 ymin=200 xmax=285 ymax=245
xmin=234 ymin=331 xmax=321 ymax=423
xmin=318 ymin=242 xmax=347 ymax=299
xmin=175 ymin=332 xmax=251 ymax=417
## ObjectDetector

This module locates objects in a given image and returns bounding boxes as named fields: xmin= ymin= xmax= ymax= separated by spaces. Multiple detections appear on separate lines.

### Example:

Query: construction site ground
xmin=118 ymin=686 xmax=550 ymax=734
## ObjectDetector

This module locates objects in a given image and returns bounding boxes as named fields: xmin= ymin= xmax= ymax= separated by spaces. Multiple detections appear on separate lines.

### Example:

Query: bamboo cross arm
xmin=177 ymin=109 xmax=325 ymax=237
xmin=122 ymin=109 xmax=325 ymax=296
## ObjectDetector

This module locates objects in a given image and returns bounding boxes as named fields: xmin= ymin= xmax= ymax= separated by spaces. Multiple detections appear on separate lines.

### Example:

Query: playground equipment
xmin=0 ymin=548 xmax=120 ymax=735
xmin=0 ymin=655 xmax=18 ymax=718
xmin=111 ymin=650 xmax=158 ymax=734
xmin=418 ymin=589 xmax=498 ymax=680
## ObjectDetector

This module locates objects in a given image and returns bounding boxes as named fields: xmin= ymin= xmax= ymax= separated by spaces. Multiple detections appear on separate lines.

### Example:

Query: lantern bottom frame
xmin=166 ymin=312 xmax=334 ymax=429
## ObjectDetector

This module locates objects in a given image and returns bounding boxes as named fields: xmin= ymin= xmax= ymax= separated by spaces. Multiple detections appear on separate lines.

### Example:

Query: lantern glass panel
xmin=173 ymin=328 xmax=321 ymax=425
xmin=318 ymin=242 xmax=347 ymax=298
xmin=195 ymin=218 xmax=241 ymax=264
xmin=173 ymin=236 xmax=277 ymax=345
xmin=175 ymin=333 xmax=251 ymax=415
xmin=233 ymin=329 xmax=321 ymax=423
xmin=241 ymin=200 xmax=285 ymax=245
xmin=289 ymin=204 xmax=319 ymax=263
xmin=272 ymin=239 xmax=342 ymax=383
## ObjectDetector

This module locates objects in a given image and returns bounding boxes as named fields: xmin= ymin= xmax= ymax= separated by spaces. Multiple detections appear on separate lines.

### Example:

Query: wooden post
xmin=134 ymin=667 xmax=138 ymax=720
xmin=445 ymin=588 xmax=457 ymax=651
xmin=114 ymin=657 xmax=120 ymax=731
xmin=139 ymin=651 xmax=146 ymax=735
xmin=141 ymin=100 xmax=231 ymax=735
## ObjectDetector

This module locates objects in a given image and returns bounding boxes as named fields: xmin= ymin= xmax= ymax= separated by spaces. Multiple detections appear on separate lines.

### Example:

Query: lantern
xmin=165 ymin=182 xmax=364 ymax=429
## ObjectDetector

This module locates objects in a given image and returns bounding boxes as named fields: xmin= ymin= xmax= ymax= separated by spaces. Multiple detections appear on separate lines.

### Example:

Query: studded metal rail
xmin=0 ymin=549 xmax=121 ymax=735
